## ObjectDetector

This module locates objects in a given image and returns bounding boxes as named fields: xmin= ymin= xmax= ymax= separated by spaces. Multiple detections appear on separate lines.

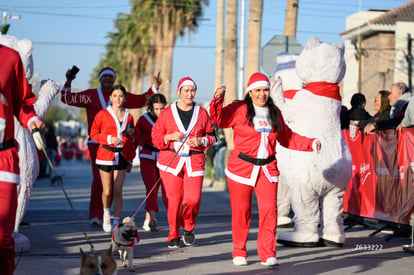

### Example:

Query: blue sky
xmin=1 ymin=0 xmax=410 ymax=104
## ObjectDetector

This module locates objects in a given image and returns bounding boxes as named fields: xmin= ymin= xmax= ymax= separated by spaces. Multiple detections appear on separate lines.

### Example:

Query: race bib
xmin=174 ymin=141 xmax=190 ymax=157
xmin=253 ymin=115 xmax=272 ymax=133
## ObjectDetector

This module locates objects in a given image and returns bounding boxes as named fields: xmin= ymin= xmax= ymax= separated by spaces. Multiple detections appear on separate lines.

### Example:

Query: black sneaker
xmin=168 ymin=238 xmax=180 ymax=248
xmin=149 ymin=220 xmax=159 ymax=232
xmin=183 ymin=230 xmax=195 ymax=246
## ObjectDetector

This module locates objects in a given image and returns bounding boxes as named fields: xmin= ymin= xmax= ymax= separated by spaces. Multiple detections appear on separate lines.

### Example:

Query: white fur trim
xmin=312 ymin=139 xmax=320 ymax=151
xmin=177 ymin=80 xmax=196 ymax=94
xmin=0 ymin=171 xmax=20 ymax=184
xmin=247 ymin=80 xmax=270 ymax=92
xmin=98 ymin=69 xmax=116 ymax=80
xmin=151 ymin=84 xmax=159 ymax=94
xmin=27 ymin=116 xmax=41 ymax=132
xmin=107 ymin=135 xmax=112 ymax=145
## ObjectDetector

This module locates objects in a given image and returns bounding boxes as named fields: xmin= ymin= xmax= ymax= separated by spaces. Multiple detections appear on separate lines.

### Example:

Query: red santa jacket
xmin=210 ymin=93 xmax=317 ymax=186
xmin=152 ymin=102 xmax=216 ymax=177
xmin=0 ymin=46 xmax=41 ymax=184
xmin=90 ymin=107 xmax=136 ymax=165
xmin=135 ymin=112 xmax=159 ymax=161
xmin=61 ymin=84 xmax=157 ymax=136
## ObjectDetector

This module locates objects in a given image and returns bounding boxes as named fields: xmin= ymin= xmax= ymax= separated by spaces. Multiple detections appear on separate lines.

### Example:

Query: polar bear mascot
xmin=0 ymin=34 xmax=60 ymax=252
xmin=272 ymin=37 xmax=352 ymax=247
xmin=273 ymin=52 xmax=302 ymax=228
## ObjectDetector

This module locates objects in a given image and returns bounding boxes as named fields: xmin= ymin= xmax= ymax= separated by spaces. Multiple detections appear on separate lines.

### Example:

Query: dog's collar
xmin=111 ymin=229 xmax=137 ymax=247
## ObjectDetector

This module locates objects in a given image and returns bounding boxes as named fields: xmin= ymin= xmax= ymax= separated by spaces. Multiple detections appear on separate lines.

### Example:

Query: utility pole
xmin=407 ymin=33 xmax=413 ymax=91
xmin=1 ymin=11 xmax=21 ymax=34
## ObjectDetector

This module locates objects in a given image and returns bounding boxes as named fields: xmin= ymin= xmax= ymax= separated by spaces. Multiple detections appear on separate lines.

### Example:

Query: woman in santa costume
xmin=61 ymin=68 xmax=161 ymax=226
xmin=134 ymin=93 xmax=167 ymax=232
xmin=152 ymin=77 xmax=216 ymax=248
xmin=0 ymin=44 xmax=44 ymax=274
xmin=90 ymin=84 xmax=137 ymax=233
xmin=210 ymin=72 xmax=321 ymax=267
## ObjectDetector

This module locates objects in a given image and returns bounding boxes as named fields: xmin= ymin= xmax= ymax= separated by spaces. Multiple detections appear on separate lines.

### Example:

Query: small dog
xmin=111 ymin=216 xmax=140 ymax=272
xmin=80 ymin=245 xmax=117 ymax=275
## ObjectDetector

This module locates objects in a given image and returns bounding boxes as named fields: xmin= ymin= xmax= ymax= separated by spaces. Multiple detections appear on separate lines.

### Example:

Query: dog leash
xmin=32 ymin=128 xmax=96 ymax=252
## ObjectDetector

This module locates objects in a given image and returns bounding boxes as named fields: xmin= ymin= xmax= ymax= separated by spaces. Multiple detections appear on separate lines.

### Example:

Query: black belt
xmin=102 ymin=144 xmax=123 ymax=153
xmin=144 ymin=144 xmax=160 ymax=152
xmin=167 ymin=149 xmax=204 ymax=155
xmin=0 ymin=139 xmax=15 ymax=151
xmin=237 ymin=152 xmax=275 ymax=166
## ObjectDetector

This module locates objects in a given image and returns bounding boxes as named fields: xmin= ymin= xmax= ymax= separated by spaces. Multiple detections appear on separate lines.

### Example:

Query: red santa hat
xmin=98 ymin=67 xmax=116 ymax=80
xmin=177 ymin=77 xmax=197 ymax=95
xmin=246 ymin=72 xmax=270 ymax=92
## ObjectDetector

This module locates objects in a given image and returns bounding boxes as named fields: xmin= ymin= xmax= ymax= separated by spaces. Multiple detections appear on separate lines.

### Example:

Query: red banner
xmin=343 ymin=128 xmax=414 ymax=224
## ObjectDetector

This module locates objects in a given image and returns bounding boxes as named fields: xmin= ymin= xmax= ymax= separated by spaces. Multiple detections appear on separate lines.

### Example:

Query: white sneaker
xmin=102 ymin=215 xmax=111 ymax=233
xmin=261 ymin=257 xmax=279 ymax=267
xmin=142 ymin=220 xmax=151 ymax=232
xmin=233 ymin=256 xmax=248 ymax=266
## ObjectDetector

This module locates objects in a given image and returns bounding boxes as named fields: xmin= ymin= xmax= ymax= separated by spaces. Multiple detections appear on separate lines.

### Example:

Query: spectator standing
xmin=0 ymin=43 xmax=44 ymax=275
xmin=61 ymin=67 xmax=161 ymax=225
xmin=398 ymin=91 xmax=414 ymax=129
xmin=213 ymin=125 xmax=227 ymax=183
xmin=90 ymin=84 xmax=136 ymax=232
xmin=209 ymin=73 xmax=321 ymax=267
xmin=152 ymin=77 xmax=216 ymax=248
xmin=135 ymin=93 xmax=167 ymax=232
xmin=44 ymin=125 xmax=58 ymax=177
xmin=364 ymin=82 xmax=411 ymax=134
xmin=348 ymin=93 xmax=372 ymax=125
xmin=359 ymin=90 xmax=391 ymax=129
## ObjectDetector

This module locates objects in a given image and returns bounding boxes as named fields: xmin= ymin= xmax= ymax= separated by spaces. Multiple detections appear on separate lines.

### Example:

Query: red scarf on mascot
xmin=283 ymin=82 xmax=341 ymax=101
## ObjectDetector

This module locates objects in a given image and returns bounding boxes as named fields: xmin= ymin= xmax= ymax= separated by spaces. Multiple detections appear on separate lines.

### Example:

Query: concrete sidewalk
xmin=13 ymin=159 xmax=414 ymax=274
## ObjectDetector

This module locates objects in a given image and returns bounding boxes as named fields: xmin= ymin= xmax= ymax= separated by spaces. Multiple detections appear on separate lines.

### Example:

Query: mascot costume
xmin=273 ymin=52 xmax=302 ymax=228
xmin=272 ymin=37 xmax=352 ymax=247
xmin=0 ymin=34 xmax=60 ymax=252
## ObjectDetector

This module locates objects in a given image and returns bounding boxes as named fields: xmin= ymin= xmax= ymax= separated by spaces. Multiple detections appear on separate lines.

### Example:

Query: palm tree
xmin=245 ymin=0 xmax=263 ymax=79
xmin=224 ymin=0 xmax=238 ymax=106
xmin=215 ymin=0 xmax=225 ymax=88
xmin=156 ymin=0 xmax=206 ymax=102
xmin=285 ymin=0 xmax=299 ymax=37
xmin=223 ymin=0 xmax=238 ymax=150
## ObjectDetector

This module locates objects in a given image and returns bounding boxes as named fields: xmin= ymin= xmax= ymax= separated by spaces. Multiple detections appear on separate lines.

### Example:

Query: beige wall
xmin=360 ymin=33 xmax=395 ymax=114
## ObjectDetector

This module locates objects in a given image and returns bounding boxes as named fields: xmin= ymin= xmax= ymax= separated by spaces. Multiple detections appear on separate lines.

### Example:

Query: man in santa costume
xmin=0 ymin=43 xmax=44 ymax=275
xmin=210 ymin=72 xmax=320 ymax=267
xmin=61 ymin=67 xmax=161 ymax=225
xmin=152 ymin=77 xmax=216 ymax=248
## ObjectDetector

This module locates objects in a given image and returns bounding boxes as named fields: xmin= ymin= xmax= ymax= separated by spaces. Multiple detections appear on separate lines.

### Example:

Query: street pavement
xmin=13 ymin=158 xmax=414 ymax=274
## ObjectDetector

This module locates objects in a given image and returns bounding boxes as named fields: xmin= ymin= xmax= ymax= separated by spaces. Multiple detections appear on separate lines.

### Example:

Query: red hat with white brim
xmin=98 ymin=67 xmax=116 ymax=80
xmin=177 ymin=77 xmax=197 ymax=95
xmin=246 ymin=72 xmax=270 ymax=92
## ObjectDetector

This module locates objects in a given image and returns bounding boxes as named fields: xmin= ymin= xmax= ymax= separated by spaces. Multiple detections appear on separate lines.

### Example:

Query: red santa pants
xmin=159 ymin=166 xmax=203 ymax=242
xmin=227 ymin=169 xmax=278 ymax=262
xmin=140 ymin=158 xmax=166 ymax=212
xmin=88 ymin=142 xmax=113 ymax=219
xmin=0 ymin=181 xmax=17 ymax=275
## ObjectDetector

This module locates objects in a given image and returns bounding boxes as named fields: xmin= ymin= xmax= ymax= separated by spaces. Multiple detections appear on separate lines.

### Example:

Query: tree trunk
xmin=215 ymin=0 xmax=225 ymax=89
xmin=284 ymin=0 xmax=299 ymax=37
xmin=224 ymin=0 xmax=238 ymax=106
xmin=223 ymin=0 xmax=238 ymax=150
xmin=246 ymin=0 xmax=263 ymax=79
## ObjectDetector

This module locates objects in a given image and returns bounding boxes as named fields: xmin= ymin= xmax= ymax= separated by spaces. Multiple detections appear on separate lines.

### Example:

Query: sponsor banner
xmin=343 ymin=128 xmax=414 ymax=224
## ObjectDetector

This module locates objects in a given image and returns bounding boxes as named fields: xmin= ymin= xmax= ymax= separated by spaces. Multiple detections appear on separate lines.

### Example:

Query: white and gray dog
xmin=111 ymin=217 xmax=139 ymax=272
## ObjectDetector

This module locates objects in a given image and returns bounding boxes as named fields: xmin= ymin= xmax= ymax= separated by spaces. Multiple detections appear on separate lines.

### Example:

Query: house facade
xmin=340 ymin=2 xmax=414 ymax=114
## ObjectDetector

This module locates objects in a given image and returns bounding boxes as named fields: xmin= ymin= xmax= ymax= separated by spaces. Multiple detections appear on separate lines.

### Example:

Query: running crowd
xmin=58 ymin=66 xmax=322 ymax=269
xmin=2 ymin=45 xmax=412 ymax=272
